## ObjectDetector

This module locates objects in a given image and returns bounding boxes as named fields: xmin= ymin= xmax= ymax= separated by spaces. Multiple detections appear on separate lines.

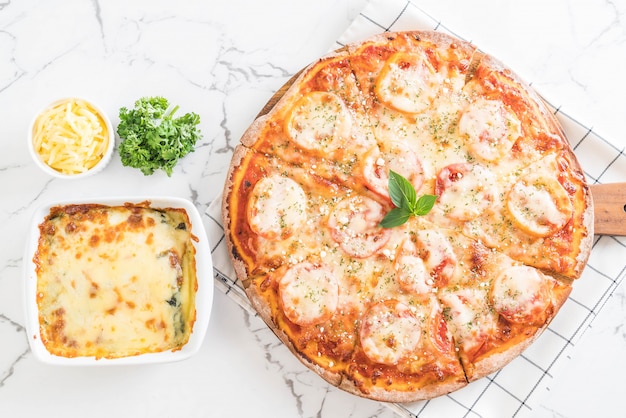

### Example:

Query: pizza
xmin=221 ymin=31 xmax=593 ymax=402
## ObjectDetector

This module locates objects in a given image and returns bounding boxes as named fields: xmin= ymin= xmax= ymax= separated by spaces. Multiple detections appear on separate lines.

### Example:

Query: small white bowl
xmin=28 ymin=97 xmax=115 ymax=179
xmin=23 ymin=196 xmax=214 ymax=365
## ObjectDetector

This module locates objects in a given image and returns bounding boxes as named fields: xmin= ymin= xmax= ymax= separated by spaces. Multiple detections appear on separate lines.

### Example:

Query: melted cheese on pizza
xmin=285 ymin=91 xmax=354 ymax=154
xmin=463 ymin=152 xmax=582 ymax=276
xmin=490 ymin=265 xmax=552 ymax=324
xmin=439 ymin=287 xmax=499 ymax=355
xmin=327 ymin=195 xmax=391 ymax=258
xmin=394 ymin=239 xmax=432 ymax=295
xmin=224 ymin=31 xmax=591 ymax=402
xmin=278 ymin=261 xmax=339 ymax=326
xmin=247 ymin=174 xmax=308 ymax=240
xmin=360 ymin=300 xmax=422 ymax=365
xmin=459 ymin=98 xmax=522 ymax=162
xmin=375 ymin=51 xmax=446 ymax=114
xmin=434 ymin=163 xmax=497 ymax=222
xmin=506 ymin=173 xmax=573 ymax=237
xmin=34 ymin=204 xmax=197 ymax=359
xmin=414 ymin=229 xmax=457 ymax=286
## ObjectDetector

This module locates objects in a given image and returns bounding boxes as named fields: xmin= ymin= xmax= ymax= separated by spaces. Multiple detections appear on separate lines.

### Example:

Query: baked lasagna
xmin=33 ymin=202 xmax=198 ymax=359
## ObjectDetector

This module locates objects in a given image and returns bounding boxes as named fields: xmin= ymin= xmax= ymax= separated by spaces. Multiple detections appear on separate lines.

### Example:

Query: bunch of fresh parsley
xmin=117 ymin=96 xmax=202 ymax=176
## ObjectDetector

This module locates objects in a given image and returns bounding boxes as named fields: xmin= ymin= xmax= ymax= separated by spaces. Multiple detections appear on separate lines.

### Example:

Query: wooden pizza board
xmin=589 ymin=183 xmax=626 ymax=235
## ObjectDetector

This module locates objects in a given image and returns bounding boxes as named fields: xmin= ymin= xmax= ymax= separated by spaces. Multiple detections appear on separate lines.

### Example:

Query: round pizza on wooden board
xmin=221 ymin=31 xmax=593 ymax=403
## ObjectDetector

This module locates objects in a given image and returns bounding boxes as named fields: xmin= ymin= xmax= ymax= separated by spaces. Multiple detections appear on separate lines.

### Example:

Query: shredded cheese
xmin=32 ymin=98 xmax=109 ymax=175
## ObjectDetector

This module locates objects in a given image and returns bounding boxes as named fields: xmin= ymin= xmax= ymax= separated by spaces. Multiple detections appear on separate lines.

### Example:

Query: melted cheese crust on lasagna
xmin=34 ymin=203 xmax=197 ymax=359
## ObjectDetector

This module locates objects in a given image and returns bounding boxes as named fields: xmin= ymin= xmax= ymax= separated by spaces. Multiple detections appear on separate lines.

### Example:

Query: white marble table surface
xmin=1 ymin=1 xmax=625 ymax=417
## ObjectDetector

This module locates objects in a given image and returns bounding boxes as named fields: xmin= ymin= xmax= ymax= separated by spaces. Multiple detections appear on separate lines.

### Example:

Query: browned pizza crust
xmin=221 ymin=144 xmax=249 ymax=285
xmin=244 ymin=282 xmax=345 ymax=386
xmin=337 ymin=373 xmax=467 ymax=404
xmin=245 ymin=279 xmax=467 ymax=403
xmin=468 ymin=280 xmax=573 ymax=382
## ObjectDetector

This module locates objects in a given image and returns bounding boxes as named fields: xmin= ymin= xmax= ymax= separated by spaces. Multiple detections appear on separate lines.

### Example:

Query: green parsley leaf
xmin=117 ymin=96 xmax=202 ymax=176
xmin=380 ymin=170 xmax=437 ymax=228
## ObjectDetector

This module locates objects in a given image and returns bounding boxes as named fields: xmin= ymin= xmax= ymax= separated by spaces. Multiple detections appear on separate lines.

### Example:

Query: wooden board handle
xmin=590 ymin=183 xmax=626 ymax=235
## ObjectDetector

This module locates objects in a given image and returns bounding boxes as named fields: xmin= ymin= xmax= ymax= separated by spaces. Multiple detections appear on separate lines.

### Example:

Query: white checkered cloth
xmin=205 ymin=1 xmax=626 ymax=416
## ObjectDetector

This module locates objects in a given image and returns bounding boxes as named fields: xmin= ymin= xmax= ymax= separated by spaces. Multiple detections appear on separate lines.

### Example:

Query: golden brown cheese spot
xmin=127 ymin=213 xmax=144 ymax=228
xmin=88 ymin=281 xmax=99 ymax=298
xmin=89 ymin=234 xmax=100 ymax=247
xmin=65 ymin=222 xmax=77 ymax=234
